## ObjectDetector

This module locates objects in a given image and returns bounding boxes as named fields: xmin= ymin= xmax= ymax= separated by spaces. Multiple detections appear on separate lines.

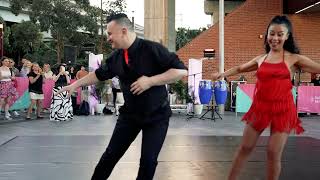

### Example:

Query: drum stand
xmin=199 ymin=97 xmax=222 ymax=121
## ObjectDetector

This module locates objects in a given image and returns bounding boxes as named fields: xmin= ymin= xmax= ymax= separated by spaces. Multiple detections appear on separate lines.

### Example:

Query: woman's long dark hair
xmin=264 ymin=15 xmax=300 ymax=54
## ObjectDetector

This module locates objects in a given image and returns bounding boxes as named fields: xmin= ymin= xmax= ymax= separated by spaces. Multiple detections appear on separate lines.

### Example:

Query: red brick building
xmin=177 ymin=0 xmax=320 ymax=83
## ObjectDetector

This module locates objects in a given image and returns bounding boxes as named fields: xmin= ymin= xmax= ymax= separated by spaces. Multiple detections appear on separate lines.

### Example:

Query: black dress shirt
xmin=95 ymin=37 xmax=187 ymax=115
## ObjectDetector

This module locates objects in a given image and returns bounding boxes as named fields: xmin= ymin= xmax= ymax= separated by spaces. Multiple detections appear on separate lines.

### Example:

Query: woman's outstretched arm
xmin=295 ymin=54 xmax=320 ymax=74
xmin=213 ymin=55 xmax=264 ymax=80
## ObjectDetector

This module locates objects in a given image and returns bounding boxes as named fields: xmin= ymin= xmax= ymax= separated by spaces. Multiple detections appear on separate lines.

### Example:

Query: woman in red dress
xmin=213 ymin=15 xmax=320 ymax=180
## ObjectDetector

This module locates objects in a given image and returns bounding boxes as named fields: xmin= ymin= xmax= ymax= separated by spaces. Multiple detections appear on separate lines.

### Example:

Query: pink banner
xmin=298 ymin=86 xmax=320 ymax=113
xmin=238 ymin=84 xmax=256 ymax=99
xmin=9 ymin=77 xmax=29 ymax=107
xmin=13 ymin=76 xmax=103 ymax=111
xmin=10 ymin=78 xmax=85 ymax=110
xmin=42 ymin=79 xmax=55 ymax=108
xmin=15 ymin=77 xmax=29 ymax=97
xmin=70 ymin=79 xmax=81 ymax=105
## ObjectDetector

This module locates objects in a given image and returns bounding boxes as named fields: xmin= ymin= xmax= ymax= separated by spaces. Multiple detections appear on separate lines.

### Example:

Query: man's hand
xmin=130 ymin=76 xmax=153 ymax=95
xmin=55 ymin=84 xmax=77 ymax=97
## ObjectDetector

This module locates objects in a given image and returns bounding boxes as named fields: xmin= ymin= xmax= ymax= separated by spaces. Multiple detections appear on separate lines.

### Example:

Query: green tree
xmin=10 ymin=0 xmax=127 ymax=63
xmin=11 ymin=21 xmax=42 ymax=54
xmin=104 ymin=0 xmax=127 ymax=15
xmin=3 ymin=27 xmax=13 ymax=56
xmin=25 ymin=42 xmax=58 ymax=66
xmin=97 ymin=0 xmax=127 ymax=54
xmin=176 ymin=27 xmax=206 ymax=51
xmin=0 ymin=16 xmax=12 ymax=56
xmin=8 ymin=0 xmax=33 ymax=15
xmin=10 ymin=0 xmax=98 ymax=63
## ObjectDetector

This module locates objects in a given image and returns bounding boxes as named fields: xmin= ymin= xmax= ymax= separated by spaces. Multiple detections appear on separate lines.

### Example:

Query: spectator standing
xmin=76 ymin=66 xmax=88 ymax=80
xmin=19 ymin=60 xmax=32 ymax=77
xmin=0 ymin=57 xmax=18 ymax=120
xmin=43 ymin=63 xmax=54 ymax=79
xmin=111 ymin=76 xmax=121 ymax=108
xmin=26 ymin=63 xmax=44 ymax=119
xmin=6 ymin=58 xmax=20 ymax=117
xmin=8 ymin=59 xmax=19 ymax=76
xmin=68 ymin=66 xmax=76 ymax=79
xmin=50 ymin=64 xmax=73 ymax=121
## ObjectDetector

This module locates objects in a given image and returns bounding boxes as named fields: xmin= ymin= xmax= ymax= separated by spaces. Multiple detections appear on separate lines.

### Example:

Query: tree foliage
xmin=104 ymin=0 xmax=127 ymax=16
xmin=24 ymin=43 xmax=57 ymax=66
xmin=96 ymin=0 xmax=127 ymax=54
xmin=0 ymin=16 xmax=11 ymax=55
xmin=9 ymin=0 xmax=127 ymax=63
xmin=11 ymin=21 xmax=42 ymax=54
xmin=3 ymin=27 xmax=12 ymax=55
xmin=176 ymin=27 xmax=206 ymax=51
xmin=8 ymin=0 xmax=32 ymax=15
xmin=9 ymin=0 xmax=99 ymax=63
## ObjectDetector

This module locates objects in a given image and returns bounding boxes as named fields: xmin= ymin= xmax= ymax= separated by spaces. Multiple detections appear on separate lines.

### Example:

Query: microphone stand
xmin=186 ymin=72 xmax=202 ymax=121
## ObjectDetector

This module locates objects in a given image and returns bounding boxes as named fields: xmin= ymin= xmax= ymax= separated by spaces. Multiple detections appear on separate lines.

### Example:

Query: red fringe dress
xmin=242 ymin=57 xmax=304 ymax=134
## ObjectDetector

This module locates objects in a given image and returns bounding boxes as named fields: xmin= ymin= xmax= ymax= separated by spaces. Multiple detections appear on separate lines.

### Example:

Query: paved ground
xmin=0 ymin=111 xmax=320 ymax=180
xmin=1 ymin=111 xmax=320 ymax=140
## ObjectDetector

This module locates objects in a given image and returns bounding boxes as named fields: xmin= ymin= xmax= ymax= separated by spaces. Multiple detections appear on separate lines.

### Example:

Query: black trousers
xmin=112 ymin=88 xmax=121 ymax=108
xmin=91 ymin=107 xmax=170 ymax=180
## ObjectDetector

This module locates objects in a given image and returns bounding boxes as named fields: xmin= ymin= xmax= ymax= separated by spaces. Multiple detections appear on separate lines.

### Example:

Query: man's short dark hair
xmin=106 ymin=13 xmax=134 ymax=32
xmin=106 ymin=13 xmax=128 ymax=23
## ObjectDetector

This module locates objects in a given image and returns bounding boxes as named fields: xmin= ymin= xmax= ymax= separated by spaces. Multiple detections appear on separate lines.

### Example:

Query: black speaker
xmin=64 ymin=45 xmax=77 ymax=64
xmin=203 ymin=49 xmax=215 ymax=58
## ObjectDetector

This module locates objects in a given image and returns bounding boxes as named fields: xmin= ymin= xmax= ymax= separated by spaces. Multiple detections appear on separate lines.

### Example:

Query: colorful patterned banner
xmin=42 ymin=79 xmax=55 ymax=108
xmin=236 ymin=84 xmax=297 ymax=113
xmin=235 ymin=84 xmax=254 ymax=113
xmin=9 ymin=77 xmax=30 ymax=110
xmin=10 ymin=78 xmax=80 ymax=110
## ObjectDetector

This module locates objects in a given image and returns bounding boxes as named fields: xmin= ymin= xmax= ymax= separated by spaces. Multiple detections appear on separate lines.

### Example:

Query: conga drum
xmin=214 ymin=80 xmax=227 ymax=105
xmin=199 ymin=80 xmax=213 ymax=104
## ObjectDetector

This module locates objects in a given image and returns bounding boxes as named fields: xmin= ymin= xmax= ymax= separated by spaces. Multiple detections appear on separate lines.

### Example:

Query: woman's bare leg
xmin=228 ymin=124 xmax=262 ymax=180
xmin=4 ymin=97 xmax=11 ymax=118
xmin=36 ymin=100 xmax=43 ymax=117
xmin=266 ymin=132 xmax=288 ymax=180
xmin=27 ymin=100 xmax=36 ymax=118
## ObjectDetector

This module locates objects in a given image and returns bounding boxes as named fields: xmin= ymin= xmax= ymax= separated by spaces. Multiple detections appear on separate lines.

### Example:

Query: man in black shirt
xmin=56 ymin=13 xmax=187 ymax=179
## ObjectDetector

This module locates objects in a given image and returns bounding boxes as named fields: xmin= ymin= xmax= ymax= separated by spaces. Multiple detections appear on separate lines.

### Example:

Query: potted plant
xmin=94 ymin=80 xmax=111 ymax=114
xmin=187 ymin=84 xmax=203 ymax=115
xmin=171 ymin=80 xmax=192 ymax=104
xmin=193 ymin=103 xmax=203 ymax=115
